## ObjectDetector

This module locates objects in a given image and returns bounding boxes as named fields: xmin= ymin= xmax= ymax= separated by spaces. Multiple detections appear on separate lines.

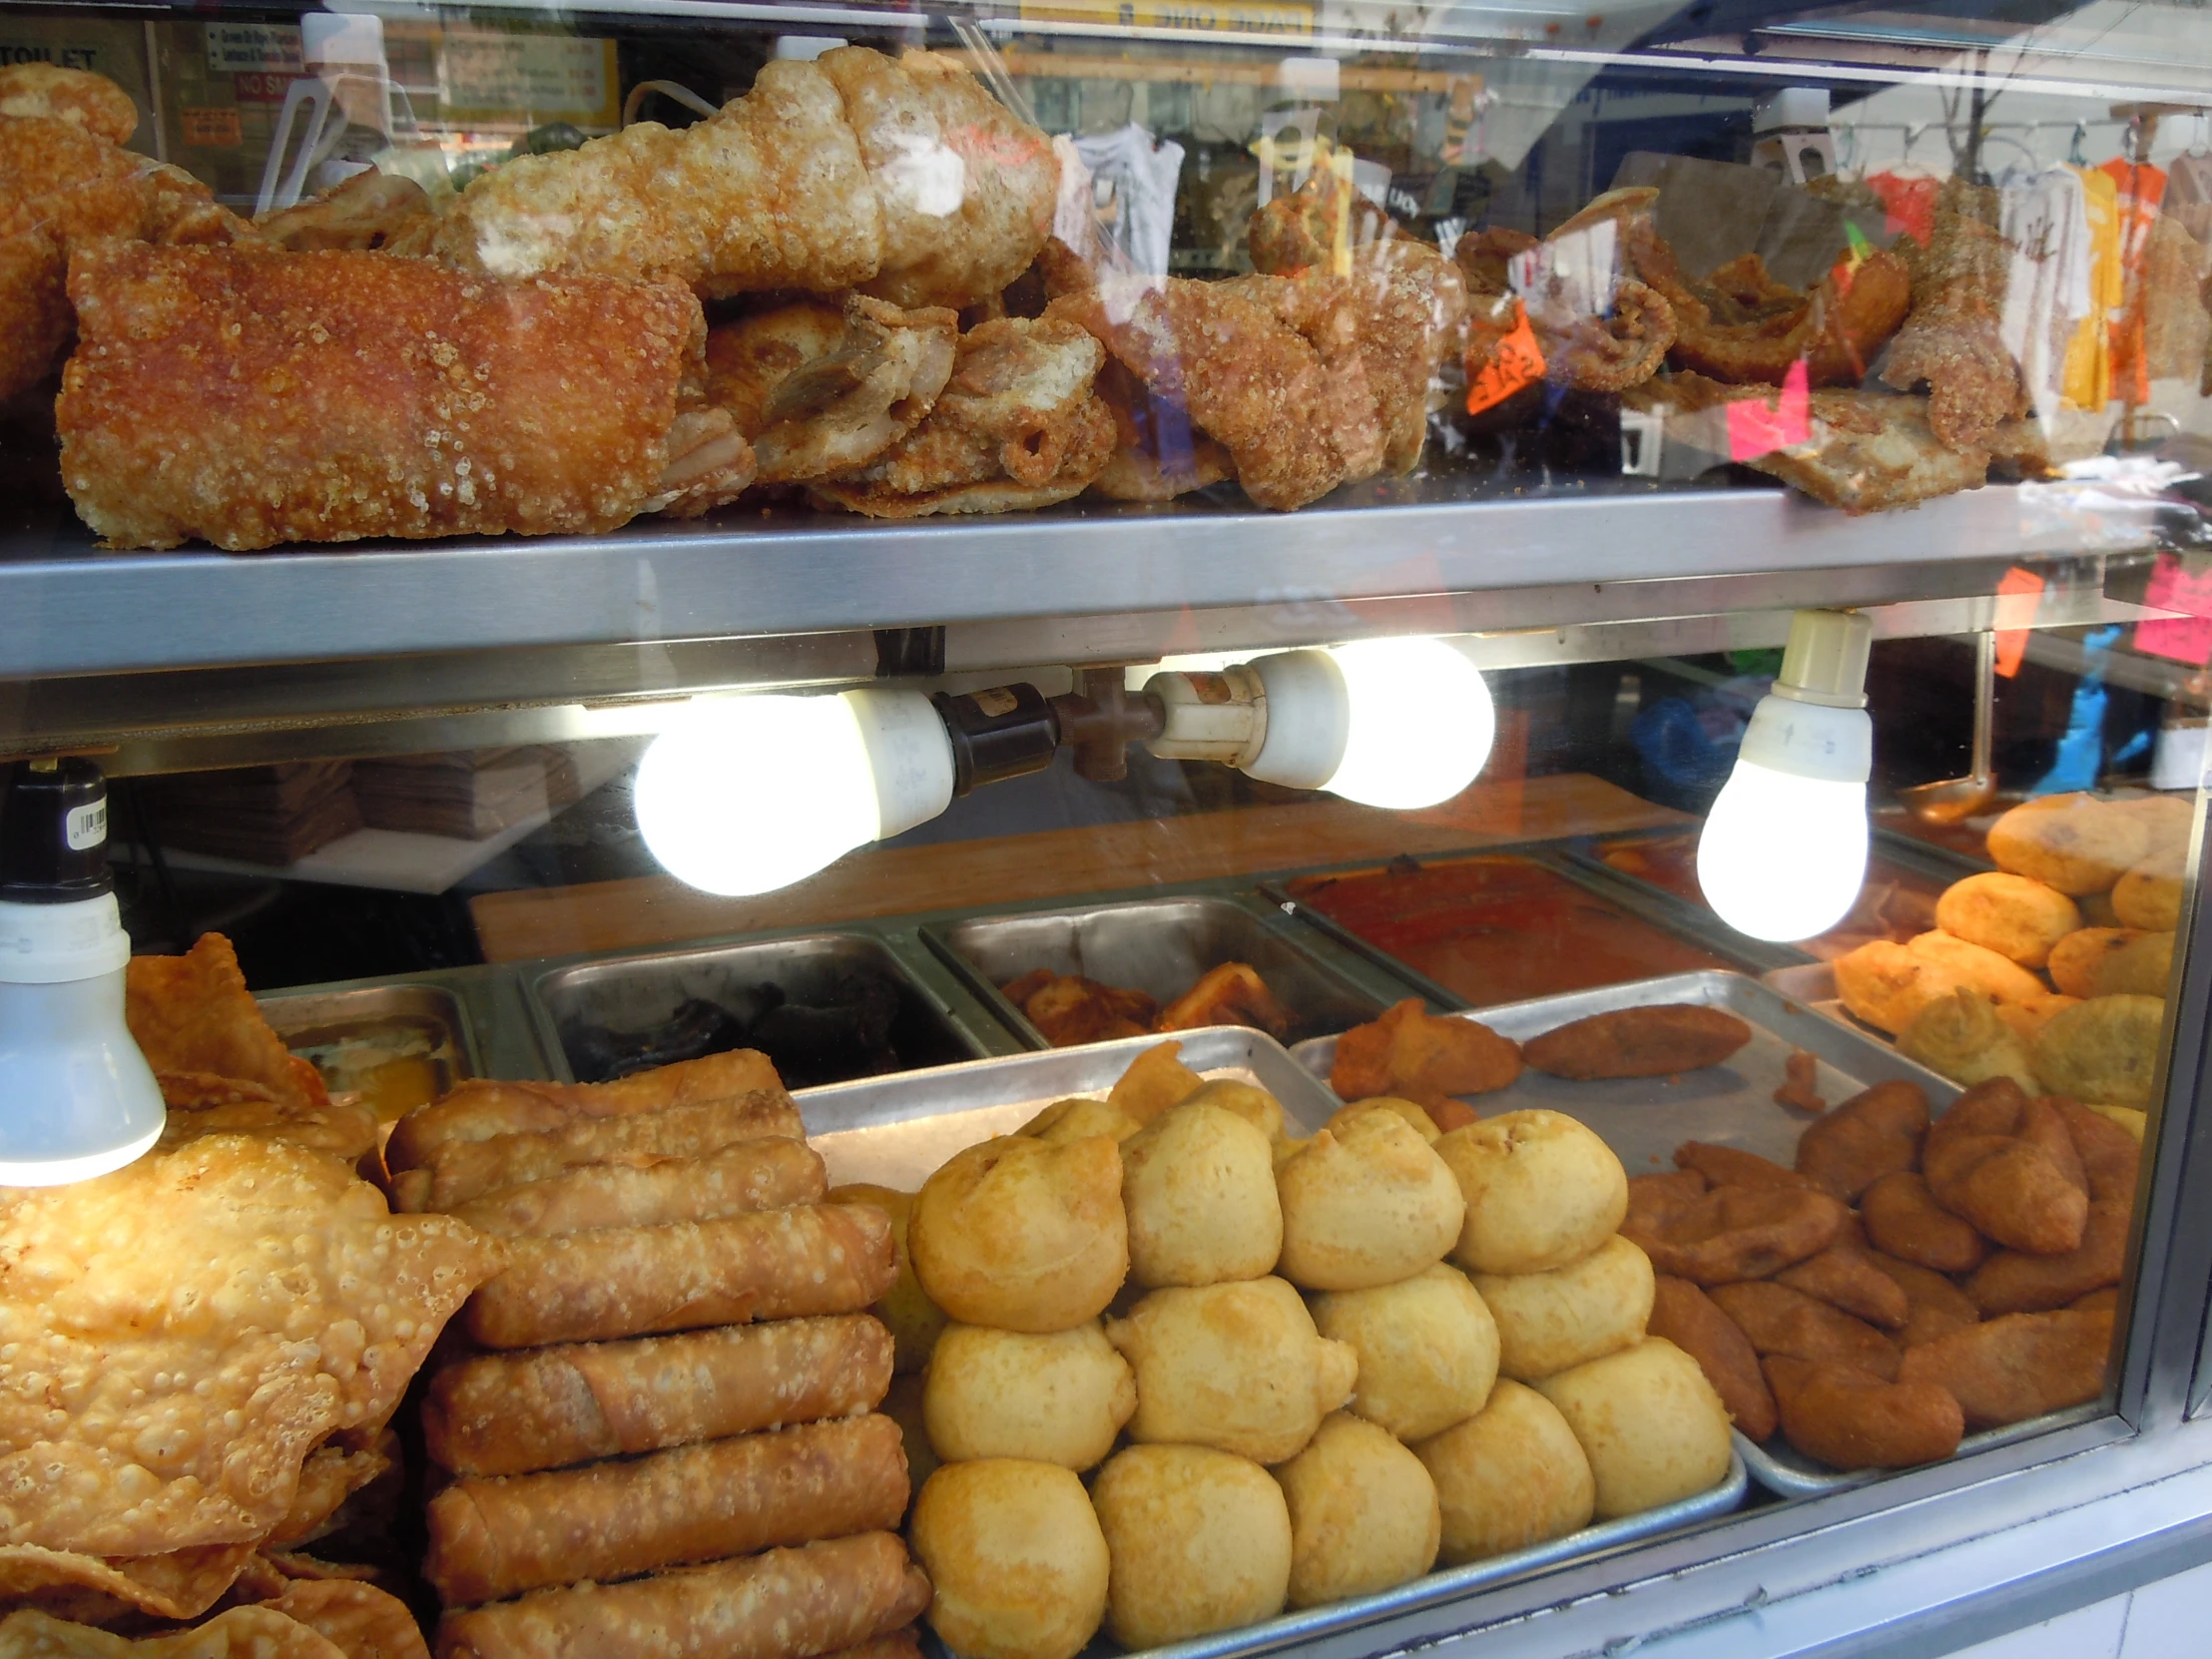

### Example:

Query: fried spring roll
xmin=465 ymin=1202 xmax=897 ymax=1348
xmin=447 ymin=1138 xmax=827 ymax=1238
xmin=423 ymin=1315 xmax=893 ymax=1475
xmin=424 ymin=1413 xmax=907 ymax=1604
xmin=400 ymin=1095 xmax=803 ymax=1214
xmin=388 ymin=1052 xmax=787 ymax=1172
xmin=821 ymin=1633 xmax=920 ymax=1659
xmin=433 ymin=1531 xmax=931 ymax=1659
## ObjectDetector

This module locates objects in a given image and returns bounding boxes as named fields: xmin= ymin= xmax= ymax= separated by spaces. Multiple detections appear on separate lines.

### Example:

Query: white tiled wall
xmin=1948 ymin=1560 xmax=2212 ymax=1658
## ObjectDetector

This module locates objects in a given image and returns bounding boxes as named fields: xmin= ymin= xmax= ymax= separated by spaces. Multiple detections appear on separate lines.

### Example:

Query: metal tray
xmin=793 ymin=1024 xmax=1340 ymax=1189
xmin=259 ymin=982 xmax=482 ymax=1102
xmin=527 ymin=931 xmax=991 ymax=1091
xmin=1736 ymin=1404 xmax=2105 ymax=1499
xmin=927 ymin=896 xmax=1389 ymax=1051
xmin=1292 ymin=968 xmax=1955 ymax=1176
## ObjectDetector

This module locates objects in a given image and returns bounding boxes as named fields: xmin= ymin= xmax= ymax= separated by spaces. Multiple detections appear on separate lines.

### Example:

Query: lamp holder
xmin=932 ymin=669 xmax=1167 ymax=796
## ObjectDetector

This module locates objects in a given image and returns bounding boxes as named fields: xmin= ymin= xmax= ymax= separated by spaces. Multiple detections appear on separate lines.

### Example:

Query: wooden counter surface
xmin=470 ymin=771 xmax=1690 ymax=964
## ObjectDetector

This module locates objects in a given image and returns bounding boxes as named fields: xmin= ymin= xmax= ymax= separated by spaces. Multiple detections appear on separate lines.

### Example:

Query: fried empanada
xmin=2032 ymin=995 xmax=2166 ymax=1109
xmin=1861 ymin=1172 xmax=1986 ymax=1274
xmin=1963 ymin=1200 xmax=2129 ymax=1316
xmin=1648 ymin=1275 xmax=1776 ymax=1441
xmin=1709 ymin=1281 xmax=1902 ymax=1381
xmin=1519 ymin=1004 xmax=1750 ymax=1080
xmin=1896 ymin=1309 xmax=2113 ymax=1428
xmin=1775 ymin=1243 xmax=1909 ymax=1330
xmin=1794 ymin=1079 xmax=1930 ymax=1201
xmin=1923 ymin=1083 xmax=2089 ymax=1255
xmin=1672 ymin=1143 xmax=1811 ymax=1191
xmin=1622 ymin=1184 xmax=1846 ymax=1285
xmin=1764 ymin=1356 xmax=1963 ymax=1470
xmin=2052 ymin=1098 xmax=2142 ymax=1205
xmin=1866 ymin=1251 xmax=1984 ymax=1348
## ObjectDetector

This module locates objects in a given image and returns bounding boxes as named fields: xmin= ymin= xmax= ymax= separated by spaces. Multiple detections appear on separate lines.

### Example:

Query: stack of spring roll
xmin=383 ymin=1050 xmax=929 ymax=1659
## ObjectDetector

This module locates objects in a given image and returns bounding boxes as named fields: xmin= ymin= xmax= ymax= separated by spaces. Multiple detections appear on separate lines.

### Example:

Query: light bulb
xmin=1323 ymin=638 xmax=1496 ymax=810
xmin=634 ymin=689 xmax=953 ymax=897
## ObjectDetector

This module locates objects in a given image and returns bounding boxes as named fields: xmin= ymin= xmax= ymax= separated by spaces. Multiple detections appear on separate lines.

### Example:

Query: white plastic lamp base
xmin=1244 ymin=639 xmax=1496 ymax=810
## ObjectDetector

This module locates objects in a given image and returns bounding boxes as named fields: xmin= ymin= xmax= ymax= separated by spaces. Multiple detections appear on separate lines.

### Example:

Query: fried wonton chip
xmin=156 ymin=1096 xmax=378 ymax=1166
xmin=126 ymin=934 xmax=324 ymax=1112
xmin=0 ymin=1607 xmax=346 ymax=1659
xmin=266 ymin=1437 xmax=396 ymax=1551
xmin=0 ymin=1544 xmax=259 ymax=1625
xmin=259 ymin=1582 xmax=429 ymax=1659
xmin=0 ymin=1136 xmax=495 ymax=1557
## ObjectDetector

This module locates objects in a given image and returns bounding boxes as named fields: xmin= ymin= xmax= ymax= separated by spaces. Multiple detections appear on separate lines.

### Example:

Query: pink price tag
xmin=2136 ymin=553 xmax=2212 ymax=667
xmin=1725 ymin=358 xmax=1811 ymax=461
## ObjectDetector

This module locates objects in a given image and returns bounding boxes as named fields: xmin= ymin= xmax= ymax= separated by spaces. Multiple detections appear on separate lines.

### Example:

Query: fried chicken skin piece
xmin=1862 ymin=1172 xmax=1986 ymax=1275
xmin=1794 ymin=1079 xmax=1930 ymax=1201
xmin=1330 ymin=999 xmax=1522 ymax=1105
xmin=1156 ymin=963 xmax=1294 ymax=1039
xmin=1765 ymin=1356 xmax=1964 ymax=1470
xmin=1648 ymin=1274 xmax=1776 ymax=1440
xmin=1709 ymin=1281 xmax=1902 ymax=1381
xmin=59 ymin=245 xmax=751 ymax=551
xmin=1087 ymin=358 xmax=1238 ymax=502
xmin=810 ymin=315 xmax=1112 ymax=516
xmin=248 ymin=170 xmax=431 ymax=253
xmin=1880 ymin=180 xmax=2029 ymax=451
xmin=0 ymin=64 xmax=137 ymax=142
xmin=707 ymin=293 xmax=957 ymax=483
xmin=1014 ymin=972 xmax=1158 ymax=1046
xmin=1672 ymin=1143 xmax=1811 ymax=1191
xmin=1777 ymin=1243 xmax=1910 ymax=1331
xmin=1897 ymin=1309 xmax=2113 ymax=1429
xmin=1922 ymin=1080 xmax=2089 ymax=1256
xmin=1453 ymin=216 xmax=1676 ymax=395
xmin=1246 ymin=166 xmax=1394 ymax=276
xmin=1522 ymin=1004 xmax=1751 ymax=1080
xmin=1964 ymin=1200 xmax=2129 ymax=1316
xmin=1623 ymin=1184 xmax=1848 ymax=1286
xmin=1866 ymin=1251 xmax=1983 ymax=1349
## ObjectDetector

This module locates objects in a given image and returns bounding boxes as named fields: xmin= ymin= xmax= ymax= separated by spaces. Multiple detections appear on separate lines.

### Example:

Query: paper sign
xmin=1725 ymin=357 xmax=1810 ymax=460
xmin=205 ymin=24 xmax=301 ymax=76
xmin=2136 ymin=552 xmax=2212 ymax=667
xmin=1019 ymin=0 xmax=1314 ymax=34
xmin=1993 ymin=566 xmax=2046 ymax=678
xmin=1465 ymin=299 xmax=1544 ymax=415
xmin=179 ymin=106 xmax=242 ymax=148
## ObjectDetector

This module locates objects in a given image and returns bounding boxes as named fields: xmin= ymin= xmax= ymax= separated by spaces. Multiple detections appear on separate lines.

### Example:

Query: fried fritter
xmin=1923 ymin=1081 xmax=2089 ymax=1255
xmin=810 ymin=315 xmax=1113 ymax=516
xmin=2111 ymin=847 xmax=2186 ymax=933
xmin=1622 ymin=1183 xmax=1847 ymax=1286
xmin=1330 ymin=999 xmax=1522 ymax=1104
xmin=1896 ymin=1309 xmax=2113 ymax=1428
xmin=1765 ymin=1356 xmax=1963 ymax=1471
xmin=1985 ymin=794 xmax=2149 ymax=896
xmin=1965 ymin=1200 xmax=2129 ymax=1316
xmin=1898 ymin=988 xmax=2041 ymax=1096
xmin=1794 ymin=1078 xmax=1930 ymax=1201
xmin=1522 ymin=1004 xmax=1751 ymax=1080
xmin=2047 ymin=928 xmax=2166 ymax=999
xmin=1866 ymin=1250 xmax=1983 ymax=1349
xmin=1862 ymin=1172 xmax=1986 ymax=1275
xmin=1157 ymin=962 xmax=1294 ymax=1039
xmin=1935 ymin=872 xmax=2082 ymax=969
xmin=2031 ymin=995 xmax=2166 ymax=1109
xmin=1830 ymin=932 xmax=2046 ymax=1034
xmin=1648 ymin=1274 xmax=1775 ymax=1440
xmin=707 ymin=293 xmax=957 ymax=483
xmin=1710 ymin=1281 xmax=1901 ymax=1381
xmin=1776 ymin=1243 xmax=1910 ymax=1330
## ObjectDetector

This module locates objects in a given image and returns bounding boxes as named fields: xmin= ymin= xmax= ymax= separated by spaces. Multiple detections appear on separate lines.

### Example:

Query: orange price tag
xmin=1993 ymin=566 xmax=2046 ymax=678
xmin=1465 ymin=299 xmax=1545 ymax=415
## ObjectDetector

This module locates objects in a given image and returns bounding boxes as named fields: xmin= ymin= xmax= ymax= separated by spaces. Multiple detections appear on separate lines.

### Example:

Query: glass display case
xmin=6 ymin=0 xmax=2212 ymax=1654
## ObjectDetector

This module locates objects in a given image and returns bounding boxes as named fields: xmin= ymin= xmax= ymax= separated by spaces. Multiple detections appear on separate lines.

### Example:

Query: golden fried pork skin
xmin=1880 ymin=179 xmax=2029 ymax=451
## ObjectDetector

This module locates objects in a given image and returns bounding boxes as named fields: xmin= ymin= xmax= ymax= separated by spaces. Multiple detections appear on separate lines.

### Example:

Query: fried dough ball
xmin=1182 ymin=1077 xmax=1288 ymax=1142
xmin=1898 ymin=989 xmax=2041 ymax=1095
xmin=1326 ymin=1097 xmax=1440 ymax=1145
xmin=1106 ymin=1277 xmax=1359 ymax=1463
xmin=1532 ymin=1339 xmax=1733 ymax=1519
xmin=1274 ymin=1412 xmax=1440 ymax=1608
xmin=1794 ymin=1078 xmax=1930 ymax=1200
xmin=1709 ymin=1280 xmax=1901 ymax=1380
xmin=1412 ymin=1380 xmax=1595 ymax=1564
xmin=910 ymin=1134 xmax=1129 ymax=1332
xmin=1648 ymin=1275 xmax=1775 ymax=1440
xmin=1021 ymin=1097 xmax=1143 ymax=1144
xmin=913 ymin=1459 xmax=1111 ymax=1659
xmin=2112 ymin=848 xmax=2186 ymax=932
xmin=1765 ymin=1356 xmax=1963 ymax=1471
xmin=923 ymin=1321 xmax=1138 ymax=1469
xmin=2048 ymin=928 xmax=2174 ymax=999
xmin=1934 ymin=872 xmax=2082 ymax=969
xmin=1121 ymin=1101 xmax=1282 ymax=1288
xmin=830 ymin=1182 xmax=948 ymax=1374
xmin=1897 ymin=1309 xmax=2113 ymax=1428
xmin=1986 ymin=794 xmax=2150 ymax=894
xmin=1437 ymin=1110 xmax=1627 ymax=1276
xmin=1090 ymin=1444 xmax=1292 ymax=1647
xmin=2110 ymin=794 xmax=2194 ymax=856
xmin=1470 ymin=1234 xmax=1654 ymax=1382
xmin=1277 ymin=1109 xmax=1464 ymax=1290
xmin=1862 ymin=1172 xmax=1985 ymax=1275
xmin=2032 ymin=994 xmax=2166 ymax=1109
xmin=1832 ymin=933 xmax=2044 ymax=1035
xmin=1108 ymin=1041 xmax=1206 ymax=1124
xmin=1310 ymin=1263 xmax=1500 ymax=1441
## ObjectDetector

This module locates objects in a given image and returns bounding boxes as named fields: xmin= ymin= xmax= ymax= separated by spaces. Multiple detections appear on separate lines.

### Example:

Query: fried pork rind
xmin=2031 ymin=994 xmax=2166 ymax=1109
xmin=0 ymin=1607 xmax=347 ymax=1659
xmin=1897 ymin=1309 xmax=2113 ymax=1429
xmin=261 ymin=1581 xmax=430 ymax=1659
xmin=810 ymin=316 xmax=1114 ymax=517
xmin=1011 ymin=972 xmax=1157 ymax=1047
xmin=1246 ymin=167 xmax=1394 ymax=276
xmin=126 ymin=934 xmax=323 ymax=1112
xmin=1880 ymin=180 xmax=2029 ymax=451
xmin=1764 ymin=1356 xmax=1963 ymax=1472
xmin=1087 ymin=358 xmax=1237 ymax=502
xmin=1986 ymin=794 xmax=2150 ymax=896
xmin=0 ymin=66 xmax=137 ymax=143
xmin=0 ymin=1136 xmax=494 ymax=1557
xmin=1622 ymin=1184 xmax=1847 ymax=1286
xmin=60 ymin=245 xmax=751 ymax=552
xmin=820 ymin=48 xmax=1057 ymax=312
xmin=1793 ymin=1079 xmax=1929 ymax=1201
xmin=1521 ymin=1004 xmax=1750 ymax=1080
xmin=706 ymin=294 xmax=956 ymax=484
xmin=1452 ymin=212 xmax=1676 ymax=395
xmin=249 ymin=173 xmax=430 ymax=254
xmin=1898 ymin=989 xmax=2041 ymax=1096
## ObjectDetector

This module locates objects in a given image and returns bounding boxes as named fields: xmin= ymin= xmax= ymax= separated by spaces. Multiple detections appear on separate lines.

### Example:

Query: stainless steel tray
xmin=1292 ymin=968 xmax=1956 ymax=1175
xmin=1736 ymin=1405 xmax=2104 ymax=1499
xmin=526 ymin=930 xmax=996 ymax=1090
xmin=926 ymin=896 xmax=1389 ymax=1051
xmin=1760 ymin=961 xmax=1892 ymax=1051
xmin=792 ymin=1024 xmax=1340 ymax=1190
xmin=259 ymin=982 xmax=482 ymax=1098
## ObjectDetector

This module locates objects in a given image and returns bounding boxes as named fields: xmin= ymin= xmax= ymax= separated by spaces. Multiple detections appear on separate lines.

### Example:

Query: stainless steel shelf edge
xmin=0 ymin=481 xmax=2156 ymax=678
xmin=1736 ymin=1403 xmax=2108 ymax=1498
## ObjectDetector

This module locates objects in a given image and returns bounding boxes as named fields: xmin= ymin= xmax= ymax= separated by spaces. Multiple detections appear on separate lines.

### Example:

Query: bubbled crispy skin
xmin=58 ymin=245 xmax=724 ymax=551
xmin=1862 ymin=1172 xmax=1986 ymax=1275
xmin=1794 ymin=1079 xmax=1930 ymax=1201
xmin=1648 ymin=1275 xmax=1776 ymax=1440
xmin=1522 ymin=1005 xmax=1751 ymax=1080
xmin=1621 ymin=1184 xmax=1846 ymax=1286
xmin=1880 ymin=180 xmax=2029 ymax=451
xmin=1765 ymin=1356 xmax=1964 ymax=1471
xmin=1710 ymin=1281 xmax=1901 ymax=1381
xmin=1897 ymin=1310 xmax=2112 ymax=1429
xmin=0 ymin=64 xmax=138 ymax=143
xmin=1451 ymin=224 xmax=1676 ymax=394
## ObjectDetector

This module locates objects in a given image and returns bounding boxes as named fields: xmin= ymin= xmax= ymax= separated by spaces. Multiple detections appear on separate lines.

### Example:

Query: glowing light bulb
xmin=634 ymin=690 xmax=953 ymax=897
xmin=1695 ymin=610 xmax=1874 ymax=943
xmin=1238 ymin=638 xmax=1494 ymax=810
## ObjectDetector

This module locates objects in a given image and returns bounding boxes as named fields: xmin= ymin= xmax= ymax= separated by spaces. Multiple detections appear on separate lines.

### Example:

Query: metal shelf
xmin=0 ymin=475 xmax=2164 ymax=682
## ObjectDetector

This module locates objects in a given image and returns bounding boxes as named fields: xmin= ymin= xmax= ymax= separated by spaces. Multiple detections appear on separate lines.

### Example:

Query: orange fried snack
xmin=1794 ymin=1078 xmax=1930 ymax=1201
xmin=59 ymin=244 xmax=752 ymax=552
xmin=1672 ymin=1143 xmax=1811 ymax=1191
xmin=2052 ymin=1099 xmax=2142 ymax=1207
xmin=1156 ymin=962 xmax=1294 ymax=1039
xmin=1964 ymin=1200 xmax=2129 ymax=1316
xmin=126 ymin=932 xmax=322 ymax=1111
xmin=1775 ymin=1049 xmax=1825 ymax=1113
xmin=1709 ymin=1281 xmax=1901 ymax=1381
xmin=260 ymin=1580 xmax=431 ymax=1659
xmin=1897 ymin=1310 xmax=2113 ymax=1429
xmin=249 ymin=171 xmax=432 ymax=254
xmin=1775 ymin=1244 xmax=1909 ymax=1331
xmin=1866 ymin=1251 xmax=1983 ymax=1350
xmin=0 ymin=64 xmax=140 ymax=143
xmin=1011 ymin=971 xmax=1158 ymax=1047
xmin=1625 ymin=1169 xmax=1708 ymax=1239
xmin=1330 ymin=998 xmax=1522 ymax=1109
xmin=1923 ymin=1081 xmax=2088 ymax=1256
xmin=1622 ymin=1184 xmax=1846 ymax=1286
xmin=1862 ymin=1172 xmax=1986 ymax=1275
xmin=1521 ymin=1004 xmax=1751 ymax=1080
xmin=1765 ymin=1356 xmax=1963 ymax=1471
xmin=1649 ymin=1274 xmax=1775 ymax=1440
